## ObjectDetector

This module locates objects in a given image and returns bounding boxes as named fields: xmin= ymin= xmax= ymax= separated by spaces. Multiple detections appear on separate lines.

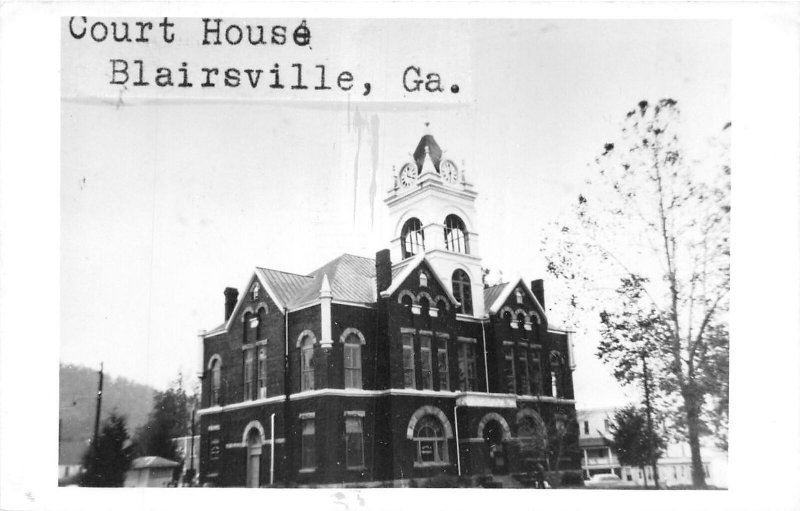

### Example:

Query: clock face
xmin=399 ymin=163 xmax=418 ymax=187
xmin=440 ymin=160 xmax=459 ymax=184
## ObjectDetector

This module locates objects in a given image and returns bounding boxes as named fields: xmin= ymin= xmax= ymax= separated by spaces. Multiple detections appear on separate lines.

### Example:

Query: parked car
xmin=584 ymin=473 xmax=631 ymax=489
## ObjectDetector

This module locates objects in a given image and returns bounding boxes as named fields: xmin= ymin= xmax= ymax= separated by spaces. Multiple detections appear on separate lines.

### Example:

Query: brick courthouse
xmin=197 ymin=134 xmax=580 ymax=487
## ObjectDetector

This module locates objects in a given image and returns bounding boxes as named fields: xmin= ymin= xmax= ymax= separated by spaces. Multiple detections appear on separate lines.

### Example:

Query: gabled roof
xmin=287 ymin=253 xmax=376 ymax=308
xmin=213 ymin=254 xmax=378 ymax=335
xmin=130 ymin=456 xmax=180 ymax=469
xmin=379 ymin=253 xmax=460 ymax=306
xmin=255 ymin=267 xmax=313 ymax=308
xmin=483 ymin=283 xmax=507 ymax=310
xmin=485 ymin=277 xmax=548 ymax=322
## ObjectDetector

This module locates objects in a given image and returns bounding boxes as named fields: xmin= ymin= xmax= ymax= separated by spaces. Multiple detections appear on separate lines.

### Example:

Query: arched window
xmin=243 ymin=311 xmax=252 ymax=343
xmin=419 ymin=296 xmax=430 ymax=316
xmin=452 ymin=270 xmax=473 ymax=315
xmin=443 ymin=215 xmax=469 ymax=254
xmin=515 ymin=288 xmax=524 ymax=304
xmin=256 ymin=307 xmax=267 ymax=340
xmin=518 ymin=313 xmax=528 ymax=338
xmin=419 ymin=271 xmax=428 ymax=288
xmin=517 ymin=412 xmax=547 ymax=455
xmin=301 ymin=334 xmax=315 ymax=391
xmin=343 ymin=333 xmax=362 ymax=389
xmin=401 ymin=218 xmax=425 ymax=258
xmin=246 ymin=428 xmax=262 ymax=488
xmin=550 ymin=351 xmax=565 ymax=398
xmin=413 ymin=416 xmax=448 ymax=465
xmin=209 ymin=357 xmax=221 ymax=406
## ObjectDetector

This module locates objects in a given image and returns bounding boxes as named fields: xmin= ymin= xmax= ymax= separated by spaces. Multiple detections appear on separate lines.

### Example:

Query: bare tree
xmin=544 ymin=99 xmax=729 ymax=488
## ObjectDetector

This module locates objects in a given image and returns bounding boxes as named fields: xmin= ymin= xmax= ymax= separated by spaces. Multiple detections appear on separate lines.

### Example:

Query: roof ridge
xmin=256 ymin=266 xmax=312 ymax=278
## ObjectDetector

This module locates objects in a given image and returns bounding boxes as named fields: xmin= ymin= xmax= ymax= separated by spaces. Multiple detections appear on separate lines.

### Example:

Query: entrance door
xmin=483 ymin=421 xmax=507 ymax=475
xmin=246 ymin=429 xmax=261 ymax=488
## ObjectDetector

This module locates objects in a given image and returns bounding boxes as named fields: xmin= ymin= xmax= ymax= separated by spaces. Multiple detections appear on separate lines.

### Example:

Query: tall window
xmin=256 ymin=307 xmax=267 ymax=340
xmin=345 ymin=415 xmax=365 ymax=468
xmin=531 ymin=350 xmax=543 ymax=395
xmin=420 ymin=334 xmax=433 ymax=390
xmin=413 ymin=416 xmax=448 ymax=465
xmin=457 ymin=342 xmax=477 ymax=391
xmin=301 ymin=417 xmax=315 ymax=470
xmin=344 ymin=333 xmax=362 ymax=389
xmin=437 ymin=339 xmax=449 ymax=391
xmin=519 ymin=351 xmax=531 ymax=395
xmin=301 ymin=335 xmax=315 ymax=391
xmin=515 ymin=289 xmax=524 ymax=304
xmin=401 ymin=217 xmax=425 ymax=258
xmin=443 ymin=214 xmax=469 ymax=254
xmin=550 ymin=351 xmax=564 ymax=398
xmin=452 ymin=270 xmax=473 ymax=315
xmin=504 ymin=347 xmax=516 ymax=394
xmin=243 ymin=311 xmax=252 ymax=343
xmin=244 ymin=349 xmax=255 ymax=400
xmin=257 ymin=347 xmax=267 ymax=399
xmin=210 ymin=358 xmax=221 ymax=406
xmin=402 ymin=333 xmax=416 ymax=389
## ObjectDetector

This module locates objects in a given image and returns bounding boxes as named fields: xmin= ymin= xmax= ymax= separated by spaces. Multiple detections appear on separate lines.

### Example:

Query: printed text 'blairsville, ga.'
xmin=66 ymin=17 xmax=464 ymax=97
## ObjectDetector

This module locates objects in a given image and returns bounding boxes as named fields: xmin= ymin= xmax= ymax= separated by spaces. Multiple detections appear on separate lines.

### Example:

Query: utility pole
xmin=641 ymin=352 xmax=659 ymax=488
xmin=91 ymin=363 xmax=104 ymax=456
xmin=187 ymin=407 xmax=197 ymax=486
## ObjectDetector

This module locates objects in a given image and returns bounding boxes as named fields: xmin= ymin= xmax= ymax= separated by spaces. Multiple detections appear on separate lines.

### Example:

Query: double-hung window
xmin=257 ymin=347 xmax=267 ymax=398
xmin=301 ymin=416 xmax=315 ymax=470
xmin=437 ymin=337 xmax=449 ymax=391
xmin=344 ymin=334 xmax=362 ymax=389
xmin=504 ymin=346 xmax=516 ymax=394
xmin=457 ymin=342 xmax=477 ymax=391
xmin=518 ymin=350 xmax=530 ymax=395
xmin=420 ymin=334 xmax=433 ymax=390
xmin=244 ymin=349 xmax=255 ymax=400
xmin=402 ymin=333 xmax=416 ymax=389
xmin=345 ymin=414 xmax=365 ymax=469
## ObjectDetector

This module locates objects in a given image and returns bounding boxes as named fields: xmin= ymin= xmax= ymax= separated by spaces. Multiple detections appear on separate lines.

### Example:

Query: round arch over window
xmin=452 ymin=269 xmax=473 ymax=315
xmin=298 ymin=331 xmax=317 ymax=392
xmin=443 ymin=214 xmax=469 ymax=254
xmin=476 ymin=413 xmax=512 ymax=442
xmin=407 ymin=406 xmax=453 ymax=466
xmin=401 ymin=217 xmax=425 ymax=259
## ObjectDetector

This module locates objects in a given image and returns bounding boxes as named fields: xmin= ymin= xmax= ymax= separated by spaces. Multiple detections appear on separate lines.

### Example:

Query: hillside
xmin=59 ymin=363 xmax=157 ymax=465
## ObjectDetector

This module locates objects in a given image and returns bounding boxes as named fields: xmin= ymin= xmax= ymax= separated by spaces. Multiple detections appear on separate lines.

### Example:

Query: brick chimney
xmin=224 ymin=287 xmax=239 ymax=321
xmin=530 ymin=279 xmax=545 ymax=309
xmin=376 ymin=249 xmax=392 ymax=293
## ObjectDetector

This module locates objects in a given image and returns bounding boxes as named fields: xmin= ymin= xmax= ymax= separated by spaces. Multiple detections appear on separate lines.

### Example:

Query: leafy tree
xmin=80 ymin=412 xmax=133 ymax=487
xmin=544 ymin=99 xmax=730 ymax=487
xmin=609 ymin=406 xmax=665 ymax=488
xmin=546 ymin=407 xmax=580 ymax=473
xmin=134 ymin=373 xmax=198 ymax=464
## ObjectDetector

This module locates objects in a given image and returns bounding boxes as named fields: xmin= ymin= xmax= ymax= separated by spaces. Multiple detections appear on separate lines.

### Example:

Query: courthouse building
xmin=196 ymin=133 xmax=580 ymax=487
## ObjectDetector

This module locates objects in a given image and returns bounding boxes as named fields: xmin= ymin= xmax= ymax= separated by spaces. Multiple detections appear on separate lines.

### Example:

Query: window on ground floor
xmin=301 ymin=417 xmax=315 ymax=470
xmin=345 ymin=415 xmax=365 ymax=469
xmin=414 ymin=415 xmax=448 ymax=465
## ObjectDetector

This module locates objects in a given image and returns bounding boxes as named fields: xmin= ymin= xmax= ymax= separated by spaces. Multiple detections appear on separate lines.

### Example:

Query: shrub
xmin=423 ymin=474 xmax=460 ymax=488
xmin=560 ymin=471 xmax=585 ymax=487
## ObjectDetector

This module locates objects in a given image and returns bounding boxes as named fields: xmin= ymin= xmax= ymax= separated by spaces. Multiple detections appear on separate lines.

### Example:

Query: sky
xmin=60 ymin=18 xmax=730 ymax=409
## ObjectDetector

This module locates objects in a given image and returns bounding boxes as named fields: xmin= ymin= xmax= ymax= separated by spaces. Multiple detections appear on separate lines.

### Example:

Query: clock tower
xmin=384 ymin=133 xmax=486 ymax=318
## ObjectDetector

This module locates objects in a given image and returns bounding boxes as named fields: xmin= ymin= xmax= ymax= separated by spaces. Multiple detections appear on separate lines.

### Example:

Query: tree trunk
xmin=684 ymin=393 xmax=707 ymax=488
